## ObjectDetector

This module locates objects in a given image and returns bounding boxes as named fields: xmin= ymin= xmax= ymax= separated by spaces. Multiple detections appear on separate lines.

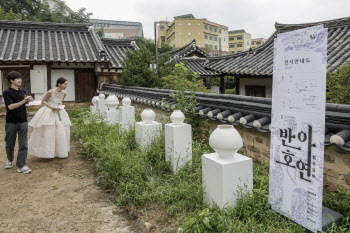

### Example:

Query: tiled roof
xmin=177 ymin=58 xmax=219 ymax=77
xmin=0 ymin=20 xmax=108 ymax=63
xmin=165 ymin=40 xmax=218 ymax=77
xmin=101 ymin=38 xmax=139 ymax=69
xmin=205 ymin=16 xmax=350 ymax=76
xmin=167 ymin=40 xmax=209 ymax=60
xmin=100 ymin=84 xmax=350 ymax=152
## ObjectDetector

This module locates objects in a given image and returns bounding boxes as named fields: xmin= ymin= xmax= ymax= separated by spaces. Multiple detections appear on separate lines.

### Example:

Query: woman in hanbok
xmin=28 ymin=77 xmax=71 ymax=158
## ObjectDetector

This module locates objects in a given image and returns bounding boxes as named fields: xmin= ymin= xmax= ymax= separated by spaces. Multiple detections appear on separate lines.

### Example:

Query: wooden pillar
xmin=220 ymin=75 xmax=226 ymax=94
xmin=235 ymin=77 xmax=240 ymax=95
xmin=47 ymin=64 xmax=51 ymax=91
xmin=203 ymin=78 xmax=207 ymax=87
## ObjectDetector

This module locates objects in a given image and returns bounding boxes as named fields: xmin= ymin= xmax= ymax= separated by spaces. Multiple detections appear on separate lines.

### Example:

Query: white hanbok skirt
xmin=28 ymin=106 xmax=71 ymax=158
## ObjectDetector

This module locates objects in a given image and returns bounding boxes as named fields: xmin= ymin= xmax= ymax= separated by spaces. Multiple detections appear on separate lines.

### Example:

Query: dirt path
xmin=0 ymin=117 xmax=146 ymax=233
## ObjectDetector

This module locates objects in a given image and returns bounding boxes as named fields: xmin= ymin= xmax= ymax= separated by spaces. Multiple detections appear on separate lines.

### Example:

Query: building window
xmin=204 ymin=34 xmax=208 ymax=39
xmin=252 ymin=42 xmax=255 ymax=45
xmin=247 ymin=42 xmax=250 ymax=45
xmin=204 ymin=43 xmax=208 ymax=48
xmin=237 ymin=36 xmax=243 ymax=40
xmin=204 ymin=24 xmax=208 ymax=30
xmin=209 ymin=44 xmax=213 ymax=49
xmin=237 ymin=43 xmax=243 ymax=47
xmin=214 ymin=27 xmax=217 ymax=32
xmin=160 ymin=36 xmax=165 ymax=42
xmin=219 ymin=29 xmax=221 ymax=33
xmin=214 ymin=37 xmax=217 ymax=41
xmin=229 ymin=37 xmax=234 ymax=41
xmin=209 ymin=26 xmax=213 ymax=31
xmin=257 ymin=41 xmax=261 ymax=44
xmin=209 ymin=35 xmax=213 ymax=40
xmin=160 ymin=25 xmax=165 ymax=30
xmin=214 ymin=45 xmax=218 ymax=49
xmin=229 ymin=44 xmax=235 ymax=48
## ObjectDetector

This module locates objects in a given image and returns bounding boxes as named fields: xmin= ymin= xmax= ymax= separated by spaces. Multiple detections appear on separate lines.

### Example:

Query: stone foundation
xmin=132 ymin=102 xmax=350 ymax=191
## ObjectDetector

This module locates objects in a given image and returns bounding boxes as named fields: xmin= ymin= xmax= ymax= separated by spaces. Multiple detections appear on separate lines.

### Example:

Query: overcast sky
xmin=67 ymin=0 xmax=350 ymax=40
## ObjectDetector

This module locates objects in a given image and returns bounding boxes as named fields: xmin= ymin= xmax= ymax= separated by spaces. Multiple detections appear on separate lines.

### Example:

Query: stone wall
xmin=132 ymin=102 xmax=350 ymax=191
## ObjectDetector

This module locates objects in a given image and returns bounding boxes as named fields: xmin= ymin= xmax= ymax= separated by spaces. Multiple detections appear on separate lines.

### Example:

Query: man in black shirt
xmin=3 ymin=71 xmax=32 ymax=173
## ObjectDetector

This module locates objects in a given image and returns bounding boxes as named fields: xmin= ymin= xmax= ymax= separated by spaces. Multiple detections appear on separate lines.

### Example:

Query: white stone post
xmin=119 ymin=97 xmax=135 ymax=132
xmin=202 ymin=125 xmax=253 ymax=208
xmin=104 ymin=95 xmax=119 ymax=125
xmin=135 ymin=109 xmax=162 ymax=150
xmin=165 ymin=110 xmax=192 ymax=173
xmin=90 ymin=96 xmax=99 ymax=115
xmin=96 ymin=93 xmax=107 ymax=114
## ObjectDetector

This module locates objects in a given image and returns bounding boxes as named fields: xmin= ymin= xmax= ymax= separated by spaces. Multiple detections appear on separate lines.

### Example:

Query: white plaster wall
xmin=32 ymin=65 xmax=48 ymax=100
xmin=51 ymin=70 xmax=75 ymax=101
xmin=239 ymin=78 xmax=272 ymax=98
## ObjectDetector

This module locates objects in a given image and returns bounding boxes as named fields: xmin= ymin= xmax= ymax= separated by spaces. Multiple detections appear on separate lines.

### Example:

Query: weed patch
xmin=70 ymin=108 xmax=350 ymax=232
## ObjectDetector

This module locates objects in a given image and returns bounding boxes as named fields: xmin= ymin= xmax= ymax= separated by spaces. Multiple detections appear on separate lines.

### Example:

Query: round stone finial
xmin=141 ymin=109 xmax=155 ymax=124
xmin=105 ymin=94 xmax=119 ymax=111
xmin=170 ymin=110 xmax=185 ymax=125
xmin=98 ymin=93 xmax=105 ymax=100
xmin=91 ymin=96 xmax=99 ymax=106
xmin=209 ymin=125 xmax=243 ymax=159
xmin=122 ymin=97 xmax=131 ymax=107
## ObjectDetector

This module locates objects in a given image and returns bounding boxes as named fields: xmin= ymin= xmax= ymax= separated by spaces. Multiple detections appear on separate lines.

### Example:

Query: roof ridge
xmin=0 ymin=20 xmax=92 ymax=31
xmin=275 ymin=16 xmax=350 ymax=30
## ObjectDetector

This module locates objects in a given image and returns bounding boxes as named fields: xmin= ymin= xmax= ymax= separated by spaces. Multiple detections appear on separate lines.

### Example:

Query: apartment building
xmin=251 ymin=38 xmax=267 ymax=48
xmin=228 ymin=29 xmax=252 ymax=53
xmin=158 ymin=14 xmax=229 ymax=56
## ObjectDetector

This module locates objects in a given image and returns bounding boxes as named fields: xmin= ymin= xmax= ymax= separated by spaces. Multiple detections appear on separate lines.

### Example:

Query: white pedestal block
xmin=90 ymin=105 xmax=97 ymax=115
xmin=96 ymin=99 xmax=107 ymax=114
xmin=119 ymin=106 xmax=135 ymax=132
xmin=202 ymin=153 xmax=253 ymax=208
xmin=135 ymin=121 xmax=162 ymax=150
xmin=104 ymin=110 xmax=119 ymax=125
xmin=165 ymin=123 xmax=192 ymax=173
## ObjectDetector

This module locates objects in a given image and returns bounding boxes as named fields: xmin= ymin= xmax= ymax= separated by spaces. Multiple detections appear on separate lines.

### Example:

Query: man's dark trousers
xmin=5 ymin=122 xmax=28 ymax=168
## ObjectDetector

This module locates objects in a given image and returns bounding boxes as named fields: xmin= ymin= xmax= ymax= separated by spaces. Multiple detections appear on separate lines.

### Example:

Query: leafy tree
xmin=204 ymin=44 xmax=212 ymax=54
xmin=0 ymin=0 xmax=42 ymax=21
xmin=135 ymin=37 xmax=174 ymax=55
xmin=160 ymin=63 xmax=209 ymax=93
xmin=121 ymin=46 xmax=157 ymax=87
xmin=327 ymin=61 xmax=350 ymax=104
xmin=94 ymin=26 xmax=104 ymax=38
xmin=0 ymin=0 xmax=91 ymax=23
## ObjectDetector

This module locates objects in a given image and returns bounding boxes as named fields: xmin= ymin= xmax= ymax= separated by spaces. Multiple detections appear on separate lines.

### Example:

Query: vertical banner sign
xmin=269 ymin=25 xmax=328 ymax=232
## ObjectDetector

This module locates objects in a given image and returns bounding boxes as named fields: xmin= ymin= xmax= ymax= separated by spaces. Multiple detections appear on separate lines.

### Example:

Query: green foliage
xmin=160 ymin=63 xmax=209 ymax=93
xmin=135 ymin=37 xmax=175 ymax=55
xmin=0 ymin=0 xmax=91 ymax=23
xmin=121 ymin=46 xmax=157 ymax=87
xmin=225 ymin=88 xmax=236 ymax=94
xmin=70 ymin=109 xmax=210 ymax=216
xmin=327 ymin=61 xmax=350 ymax=104
xmin=70 ymin=109 xmax=350 ymax=232
xmin=204 ymin=44 xmax=212 ymax=54
xmin=94 ymin=26 xmax=104 ymax=38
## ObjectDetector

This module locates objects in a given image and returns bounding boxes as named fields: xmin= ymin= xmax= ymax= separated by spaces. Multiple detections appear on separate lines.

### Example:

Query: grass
xmin=70 ymin=108 xmax=350 ymax=232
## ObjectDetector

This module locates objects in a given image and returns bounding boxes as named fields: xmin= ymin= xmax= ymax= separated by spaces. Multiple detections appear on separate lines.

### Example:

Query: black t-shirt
xmin=3 ymin=87 xmax=27 ymax=123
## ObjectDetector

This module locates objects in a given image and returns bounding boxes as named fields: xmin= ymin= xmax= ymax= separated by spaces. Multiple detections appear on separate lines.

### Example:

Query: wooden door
xmin=75 ymin=71 xmax=96 ymax=102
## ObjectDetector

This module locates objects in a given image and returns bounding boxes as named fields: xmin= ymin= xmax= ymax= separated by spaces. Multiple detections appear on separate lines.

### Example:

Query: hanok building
xmin=0 ymin=20 xmax=109 ymax=103
xmin=164 ymin=40 xmax=221 ymax=89
xmin=98 ymin=38 xmax=139 ymax=88
xmin=205 ymin=16 xmax=350 ymax=98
